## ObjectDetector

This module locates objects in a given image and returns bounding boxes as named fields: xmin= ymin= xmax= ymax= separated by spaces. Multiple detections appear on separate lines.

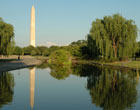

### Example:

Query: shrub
xmin=31 ymin=50 xmax=37 ymax=56
xmin=48 ymin=49 xmax=71 ymax=66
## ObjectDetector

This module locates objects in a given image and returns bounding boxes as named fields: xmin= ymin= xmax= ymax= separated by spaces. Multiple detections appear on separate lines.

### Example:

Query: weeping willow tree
xmin=0 ymin=18 xmax=15 ymax=56
xmin=88 ymin=14 xmax=138 ymax=59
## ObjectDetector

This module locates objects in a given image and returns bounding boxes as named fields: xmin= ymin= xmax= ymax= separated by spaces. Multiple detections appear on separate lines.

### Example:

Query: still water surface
xmin=0 ymin=64 xmax=140 ymax=110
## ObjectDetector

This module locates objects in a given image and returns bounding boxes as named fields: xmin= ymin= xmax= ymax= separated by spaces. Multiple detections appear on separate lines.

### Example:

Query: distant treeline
xmin=1 ymin=14 xmax=140 ymax=62
xmin=13 ymin=39 xmax=88 ymax=58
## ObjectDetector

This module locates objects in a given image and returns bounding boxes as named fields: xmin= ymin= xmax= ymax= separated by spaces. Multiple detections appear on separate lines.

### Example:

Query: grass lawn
xmin=105 ymin=61 xmax=140 ymax=69
xmin=75 ymin=59 xmax=140 ymax=69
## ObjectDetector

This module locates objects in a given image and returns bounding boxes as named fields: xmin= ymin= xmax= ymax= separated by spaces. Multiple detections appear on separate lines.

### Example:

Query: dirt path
xmin=0 ymin=56 xmax=42 ymax=72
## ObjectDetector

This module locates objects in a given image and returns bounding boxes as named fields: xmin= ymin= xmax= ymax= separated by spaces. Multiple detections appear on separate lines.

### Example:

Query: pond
xmin=0 ymin=64 xmax=140 ymax=110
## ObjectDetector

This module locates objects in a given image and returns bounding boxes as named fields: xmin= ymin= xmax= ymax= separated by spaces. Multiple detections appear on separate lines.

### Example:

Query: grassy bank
xmin=73 ymin=59 xmax=140 ymax=70
xmin=104 ymin=61 xmax=140 ymax=69
xmin=1 ymin=55 xmax=140 ymax=70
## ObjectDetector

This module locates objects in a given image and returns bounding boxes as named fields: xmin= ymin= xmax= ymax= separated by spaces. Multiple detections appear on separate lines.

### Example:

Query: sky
xmin=0 ymin=0 xmax=140 ymax=47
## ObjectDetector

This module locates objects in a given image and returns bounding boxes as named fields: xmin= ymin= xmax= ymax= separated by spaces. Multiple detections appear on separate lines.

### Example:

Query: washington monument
xmin=30 ymin=5 xmax=36 ymax=47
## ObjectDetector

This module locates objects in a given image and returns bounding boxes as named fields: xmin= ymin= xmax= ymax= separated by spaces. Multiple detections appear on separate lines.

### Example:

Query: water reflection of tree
xmin=37 ymin=63 xmax=71 ymax=80
xmin=0 ymin=72 xmax=14 ymax=108
xmin=49 ymin=65 xmax=71 ymax=80
xmin=36 ymin=63 xmax=48 ymax=69
xmin=72 ymin=64 xmax=139 ymax=110
xmin=37 ymin=63 xmax=140 ymax=109
xmin=71 ymin=64 xmax=102 ymax=77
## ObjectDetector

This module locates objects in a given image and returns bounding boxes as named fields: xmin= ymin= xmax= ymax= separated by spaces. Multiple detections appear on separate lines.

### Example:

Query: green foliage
xmin=36 ymin=46 xmax=48 ymax=56
xmin=48 ymin=49 xmax=71 ymax=66
xmin=87 ymin=68 xmax=138 ymax=110
xmin=71 ymin=64 xmax=139 ymax=110
xmin=36 ymin=62 xmax=49 ymax=69
xmin=35 ymin=48 xmax=41 ymax=55
xmin=88 ymin=14 xmax=138 ymax=60
xmin=80 ymin=45 xmax=91 ymax=59
xmin=23 ymin=45 xmax=40 ymax=56
xmin=70 ymin=40 xmax=87 ymax=46
xmin=14 ymin=45 xmax=59 ymax=56
xmin=49 ymin=65 xmax=71 ymax=80
xmin=31 ymin=50 xmax=37 ymax=56
xmin=47 ymin=46 xmax=60 ymax=56
xmin=13 ymin=46 xmax=22 ymax=55
xmin=69 ymin=46 xmax=81 ymax=56
xmin=68 ymin=40 xmax=89 ymax=58
xmin=0 ymin=18 xmax=15 ymax=56
xmin=36 ymin=63 xmax=71 ymax=80
xmin=23 ymin=45 xmax=35 ymax=55
xmin=42 ymin=49 xmax=49 ymax=56
xmin=135 ymin=41 xmax=140 ymax=58
xmin=0 ymin=72 xmax=14 ymax=108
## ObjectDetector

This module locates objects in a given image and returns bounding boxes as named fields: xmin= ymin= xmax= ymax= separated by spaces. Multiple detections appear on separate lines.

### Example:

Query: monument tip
xmin=32 ymin=5 xmax=35 ymax=8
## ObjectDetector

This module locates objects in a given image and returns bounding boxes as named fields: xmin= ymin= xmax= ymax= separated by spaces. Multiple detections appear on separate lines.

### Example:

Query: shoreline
xmin=1 ymin=55 xmax=140 ymax=72
xmin=73 ymin=60 xmax=140 ymax=70
xmin=0 ymin=56 xmax=41 ymax=72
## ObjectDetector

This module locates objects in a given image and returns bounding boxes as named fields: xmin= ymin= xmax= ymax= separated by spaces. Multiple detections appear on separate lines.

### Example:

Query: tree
xmin=23 ymin=45 xmax=35 ymax=55
xmin=68 ymin=40 xmax=88 ymax=58
xmin=13 ymin=46 xmax=22 ymax=55
xmin=48 ymin=49 xmax=71 ymax=66
xmin=70 ymin=40 xmax=87 ymax=46
xmin=0 ymin=18 xmax=15 ymax=56
xmin=31 ymin=50 xmax=37 ymax=56
xmin=88 ymin=14 xmax=138 ymax=59
xmin=135 ymin=41 xmax=140 ymax=58
xmin=42 ymin=49 xmax=49 ymax=56
xmin=36 ymin=46 xmax=48 ymax=56
xmin=47 ymin=46 xmax=60 ymax=56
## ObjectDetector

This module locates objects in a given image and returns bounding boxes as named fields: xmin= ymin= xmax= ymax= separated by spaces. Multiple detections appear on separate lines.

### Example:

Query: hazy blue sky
xmin=0 ymin=0 xmax=140 ymax=47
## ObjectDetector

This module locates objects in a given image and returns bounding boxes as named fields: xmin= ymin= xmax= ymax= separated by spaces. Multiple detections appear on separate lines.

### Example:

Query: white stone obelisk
xmin=30 ymin=5 xmax=36 ymax=47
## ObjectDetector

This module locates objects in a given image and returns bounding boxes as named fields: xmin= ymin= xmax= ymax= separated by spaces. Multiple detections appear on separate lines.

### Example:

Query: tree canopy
xmin=0 ymin=18 xmax=15 ymax=56
xmin=13 ymin=46 xmax=23 ymax=55
xmin=48 ymin=49 xmax=71 ymax=66
xmin=88 ymin=14 xmax=138 ymax=59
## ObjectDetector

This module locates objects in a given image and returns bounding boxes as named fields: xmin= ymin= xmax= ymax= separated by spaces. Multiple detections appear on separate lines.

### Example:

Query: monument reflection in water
xmin=30 ymin=68 xmax=35 ymax=109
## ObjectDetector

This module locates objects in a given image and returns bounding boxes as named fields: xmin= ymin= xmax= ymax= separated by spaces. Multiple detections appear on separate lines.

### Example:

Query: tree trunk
xmin=113 ymin=41 xmax=117 ymax=58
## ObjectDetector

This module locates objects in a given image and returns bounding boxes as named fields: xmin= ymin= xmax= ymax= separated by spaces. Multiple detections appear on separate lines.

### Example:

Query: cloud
xmin=38 ymin=42 xmax=69 ymax=47
xmin=46 ymin=42 xmax=58 ymax=47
